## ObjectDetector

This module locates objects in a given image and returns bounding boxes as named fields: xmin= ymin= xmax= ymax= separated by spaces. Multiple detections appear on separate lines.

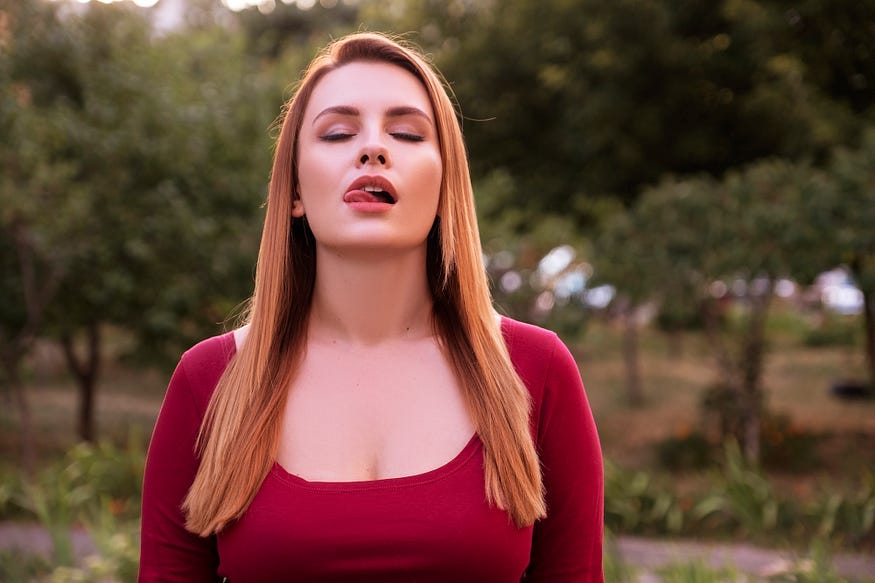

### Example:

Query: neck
xmin=308 ymin=245 xmax=434 ymax=345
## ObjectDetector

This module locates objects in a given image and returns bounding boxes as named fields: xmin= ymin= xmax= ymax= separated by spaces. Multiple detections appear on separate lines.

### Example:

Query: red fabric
xmin=139 ymin=317 xmax=603 ymax=582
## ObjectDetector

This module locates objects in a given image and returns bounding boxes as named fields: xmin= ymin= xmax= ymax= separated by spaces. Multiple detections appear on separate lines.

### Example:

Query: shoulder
xmin=500 ymin=316 xmax=584 ymax=436
xmin=173 ymin=331 xmax=237 ymax=415
xmin=501 ymin=316 xmax=560 ymax=361
xmin=500 ymin=316 xmax=574 ymax=386
xmin=179 ymin=331 xmax=237 ymax=377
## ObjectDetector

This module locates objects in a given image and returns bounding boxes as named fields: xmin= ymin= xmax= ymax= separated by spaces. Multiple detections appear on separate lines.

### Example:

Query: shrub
xmin=805 ymin=472 xmax=875 ymax=546
xmin=692 ymin=441 xmax=796 ymax=538
xmin=760 ymin=414 xmax=821 ymax=473
xmin=0 ymin=551 xmax=52 ymax=581
xmin=656 ymin=432 xmax=715 ymax=471
xmin=604 ymin=460 xmax=687 ymax=535
xmin=12 ymin=434 xmax=146 ymax=565
xmin=803 ymin=316 xmax=860 ymax=348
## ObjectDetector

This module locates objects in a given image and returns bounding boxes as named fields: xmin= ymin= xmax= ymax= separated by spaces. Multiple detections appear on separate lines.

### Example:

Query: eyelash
xmin=318 ymin=132 xmax=425 ymax=143
xmin=320 ymin=133 xmax=354 ymax=142
xmin=391 ymin=132 xmax=425 ymax=142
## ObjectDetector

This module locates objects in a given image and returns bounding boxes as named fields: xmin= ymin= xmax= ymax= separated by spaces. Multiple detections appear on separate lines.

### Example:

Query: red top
xmin=139 ymin=317 xmax=603 ymax=582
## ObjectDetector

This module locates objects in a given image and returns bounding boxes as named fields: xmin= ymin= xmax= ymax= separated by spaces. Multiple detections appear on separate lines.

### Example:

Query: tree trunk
xmin=621 ymin=303 xmax=644 ymax=407
xmin=738 ymin=279 xmax=774 ymax=465
xmin=3 ymin=357 xmax=36 ymax=475
xmin=2 ymin=219 xmax=65 ymax=468
xmin=701 ymin=297 xmax=738 ymax=392
xmin=60 ymin=322 xmax=102 ymax=442
xmin=863 ymin=286 xmax=875 ymax=393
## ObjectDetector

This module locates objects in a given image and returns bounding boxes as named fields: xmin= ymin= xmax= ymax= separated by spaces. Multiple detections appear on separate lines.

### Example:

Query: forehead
xmin=305 ymin=61 xmax=435 ymax=120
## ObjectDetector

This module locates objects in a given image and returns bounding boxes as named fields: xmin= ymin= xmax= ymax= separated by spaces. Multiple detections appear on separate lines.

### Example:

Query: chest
xmin=276 ymin=338 xmax=474 ymax=482
xmin=216 ymin=441 xmax=533 ymax=583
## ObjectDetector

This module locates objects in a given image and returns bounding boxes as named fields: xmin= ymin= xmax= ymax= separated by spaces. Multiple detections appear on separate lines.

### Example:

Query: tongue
xmin=344 ymin=190 xmax=387 ymax=203
xmin=343 ymin=190 xmax=389 ymax=203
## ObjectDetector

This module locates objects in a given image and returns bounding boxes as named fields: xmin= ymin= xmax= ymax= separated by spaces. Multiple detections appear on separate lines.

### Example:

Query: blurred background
xmin=1 ymin=0 xmax=874 ymax=580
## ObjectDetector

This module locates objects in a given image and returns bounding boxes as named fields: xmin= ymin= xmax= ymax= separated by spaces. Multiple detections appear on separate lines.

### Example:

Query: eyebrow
xmin=312 ymin=105 xmax=434 ymax=125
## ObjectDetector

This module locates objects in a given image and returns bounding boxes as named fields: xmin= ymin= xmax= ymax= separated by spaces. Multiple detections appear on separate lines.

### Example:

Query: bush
xmin=760 ymin=414 xmax=821 ymax=473
xmin=0 ymin=551 xmax=52 ymax=581
xmin=656 ymin=432 xmax=715 ymax=471
xmin=693 ymin=441 xmax=797 ymax=538
xmin=604 ymin=460 xmax=687 ymax=535
xmin=8 ymin=435 xmax=145 ymax=566
xmin=803 ymin=316 xmax=860 ymax=348
xmin=805 ymin=472 xmax=875 ymax=546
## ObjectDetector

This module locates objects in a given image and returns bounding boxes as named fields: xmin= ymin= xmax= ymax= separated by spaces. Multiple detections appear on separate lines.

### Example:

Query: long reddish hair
xmin=184 ymin=32 xmax=545 ymax=534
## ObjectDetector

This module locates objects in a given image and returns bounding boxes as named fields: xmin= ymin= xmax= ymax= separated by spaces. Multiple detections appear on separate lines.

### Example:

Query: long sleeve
xmin=524 ymin=334 xmax=604 ymax=582
xmin=139 ymin=354 xmax=220 ymax=582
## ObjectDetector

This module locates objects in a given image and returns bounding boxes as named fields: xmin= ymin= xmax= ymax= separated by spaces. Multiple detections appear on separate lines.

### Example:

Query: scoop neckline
xmin=268 ymin=432 xmax=482 ymax=492
xmin=225 ymin=316 xmax=512 ymax=491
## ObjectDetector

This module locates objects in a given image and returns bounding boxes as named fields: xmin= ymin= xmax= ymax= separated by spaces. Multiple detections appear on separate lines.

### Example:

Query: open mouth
xmin=361 ymin=186 xmax=396 ymax=204
xmin=344 ymin=176 xmax=398 ymax=205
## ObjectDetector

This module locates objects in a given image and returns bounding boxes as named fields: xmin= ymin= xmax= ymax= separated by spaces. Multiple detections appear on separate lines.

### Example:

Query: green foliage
xmin=802 ymin=317 xmax=860 ymax=348
xmin=0 ymin=436 xmax=145 ymax=568
xmin=760 ymin=414 xmax=821 ymax=473
xmin=50 ymin=511 xmax=139 ymax=583
xmin=2 ymin=0 xmax=279 ymax=375
xmin=825 ymin=129 xmax=875 ymax=294
xmin=368 ymin=0 xmax=868 ymax=226
xmin=0 ymin=551 xmax=52 ymax=582
xmin=693 ymin=441 xmax=794 ymax=537
xmin=801 ymin=128 xmax=875 ymax=388
xmin=609 ymin=437 xmax=875 ymax=547
xmin=657 ymin=433 xmax=715 ymax=471
xmin=477 ymin=176 xmax=592 ymax=327
xmin=603 ymin=529 xmax=637 ymax=583
xmin=0 ymin=466 xmax=21 ymax=519
xmin=597 ymin=159 xmax=830 ymax=460
xmin=655 ymin=417 xmax=821 ymax=474
xmin=0 ymin=437 xmax=142 ymax=578
xmin=604 ymin=460 xmax=687 ymax=535
xmin=806 ymin=473 xmax=875 ymax=546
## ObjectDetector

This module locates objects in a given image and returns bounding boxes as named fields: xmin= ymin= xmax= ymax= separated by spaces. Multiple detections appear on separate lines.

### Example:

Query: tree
xmin=366 ymin=0 xmax=852 ymax=228
xmin=810 ymin=129 xmax=875 ymax=391
xmin=0 ymin=0 xmax=95 ymax=470
xmin=597 ymin=161 xmax=824 ymax=461
xmin=1 ymin=0 xmax=276 ymax=443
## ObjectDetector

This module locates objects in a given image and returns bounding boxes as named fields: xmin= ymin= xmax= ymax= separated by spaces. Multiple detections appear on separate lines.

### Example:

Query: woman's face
xmin=295 ymin=61 xmax=443 ymax=256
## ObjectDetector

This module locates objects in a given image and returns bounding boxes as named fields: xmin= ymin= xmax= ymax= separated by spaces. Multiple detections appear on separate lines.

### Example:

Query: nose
xmin=356 ymin=139 xmax=390 ymax=168
xmin=359 ymin=152 xmax=386 ymax=165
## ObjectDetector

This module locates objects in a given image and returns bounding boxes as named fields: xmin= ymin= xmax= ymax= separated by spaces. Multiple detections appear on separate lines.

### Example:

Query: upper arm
xmin=525 ymin=336 xmax=604 ymax=582
xmin=139 ymin=358 xmax=219 ymax=582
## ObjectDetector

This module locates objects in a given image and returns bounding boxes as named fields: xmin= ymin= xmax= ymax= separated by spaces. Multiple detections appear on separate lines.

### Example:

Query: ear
xmin=291 ymin=197 xmax=305 ymax=218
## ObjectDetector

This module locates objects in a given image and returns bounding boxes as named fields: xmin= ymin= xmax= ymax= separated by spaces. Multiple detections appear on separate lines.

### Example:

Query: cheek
xmin=296 ymin=151 xmax=330 ymax=204
xmin=418 ymin=152 xmax=443 ymax=209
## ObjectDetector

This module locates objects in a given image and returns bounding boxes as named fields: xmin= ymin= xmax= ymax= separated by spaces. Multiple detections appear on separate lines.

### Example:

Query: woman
xmin=139 ymin=32 xmax=603 ymax=582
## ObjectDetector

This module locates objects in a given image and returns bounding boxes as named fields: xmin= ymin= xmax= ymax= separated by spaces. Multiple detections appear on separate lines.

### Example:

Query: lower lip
xmin=345 ymin=201 xmax=395 ymax=213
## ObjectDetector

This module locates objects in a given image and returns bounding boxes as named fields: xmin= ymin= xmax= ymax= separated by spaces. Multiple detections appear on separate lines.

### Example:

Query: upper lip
xmin=344 ymin=175 xmax=398 ymax=203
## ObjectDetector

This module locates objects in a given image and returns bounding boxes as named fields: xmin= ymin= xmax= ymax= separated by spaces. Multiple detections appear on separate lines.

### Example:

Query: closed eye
xmin=390 ymin=132 xmax=425 ymax=142
xmin=320 ymin=133 xmax=355 ymax=142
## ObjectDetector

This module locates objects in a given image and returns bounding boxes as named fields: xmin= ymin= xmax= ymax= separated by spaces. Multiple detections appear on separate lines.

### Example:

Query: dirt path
xmin=614 ymin=535 xmax=875 ymax=581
